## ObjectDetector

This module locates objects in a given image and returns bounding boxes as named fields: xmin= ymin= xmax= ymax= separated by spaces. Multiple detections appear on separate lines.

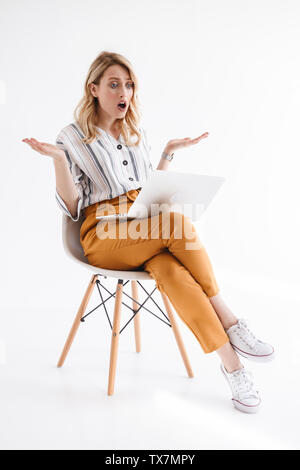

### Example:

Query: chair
xmin=57 ymin=213 xmax=194 ymax=395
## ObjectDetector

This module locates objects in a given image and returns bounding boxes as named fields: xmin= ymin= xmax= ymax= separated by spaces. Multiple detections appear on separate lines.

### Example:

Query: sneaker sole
xmin=220 ymin=364 xmax=261 ymax=414
xmin=231 ymin=343 xmax=275 ymax=363
xmin=232 ymin=398 xmax=261 ymax=414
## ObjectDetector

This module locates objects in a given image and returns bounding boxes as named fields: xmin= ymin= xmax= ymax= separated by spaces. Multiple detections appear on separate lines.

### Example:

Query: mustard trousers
xmin=79 ymin=188 xmax=229 ymax=353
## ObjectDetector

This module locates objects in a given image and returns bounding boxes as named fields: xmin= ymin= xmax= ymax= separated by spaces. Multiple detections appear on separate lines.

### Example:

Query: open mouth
xmin=117 ymin=102 xmax=127 ymax=111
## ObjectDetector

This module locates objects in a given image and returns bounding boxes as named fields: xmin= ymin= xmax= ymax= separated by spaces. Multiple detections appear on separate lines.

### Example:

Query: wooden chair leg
xmin=57 ymin=274 xmax=98 ymax=367
xmin=159 ymin=292 xmax=194 ymax=378
xmin=107 ymin=279 xmax=124 ymax=396
xmin=131 ymin=280 xmax=141 ymax=353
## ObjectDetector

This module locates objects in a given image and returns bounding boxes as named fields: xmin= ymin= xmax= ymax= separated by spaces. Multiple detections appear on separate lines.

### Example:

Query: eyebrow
xmin=107 ymin=76 xmax=133 ymax=81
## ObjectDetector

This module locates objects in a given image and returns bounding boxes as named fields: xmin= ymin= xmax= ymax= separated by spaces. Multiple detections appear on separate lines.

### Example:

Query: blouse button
xmin=117 ymin=144 xmax=122 ymax=149
xmin=129 ymin=177 xmax=134 ymax=181
xmin=123 ymin=160 xmax=128 ymax=165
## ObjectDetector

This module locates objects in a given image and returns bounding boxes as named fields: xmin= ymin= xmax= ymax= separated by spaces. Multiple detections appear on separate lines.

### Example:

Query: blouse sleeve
xmin=55 ymin=133 xmax=85 ymax=222
xmin=141 ymin=127 xmax=154 ymax=171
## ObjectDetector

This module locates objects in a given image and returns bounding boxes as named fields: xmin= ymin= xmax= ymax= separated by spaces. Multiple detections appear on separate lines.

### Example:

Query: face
xmin=90 ymin=64 xmax=134 ymax=121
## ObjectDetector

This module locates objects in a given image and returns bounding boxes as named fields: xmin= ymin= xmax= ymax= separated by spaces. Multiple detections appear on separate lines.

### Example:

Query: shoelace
xmin=228 ymin=368 xmax=258 ymax=399
xmin=236 ymin=318 xmax=258 ymax=350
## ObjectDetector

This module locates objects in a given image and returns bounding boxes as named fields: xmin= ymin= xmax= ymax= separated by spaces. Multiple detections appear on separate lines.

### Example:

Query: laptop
xmin=95 ymin=169 xmax=225 ymax=222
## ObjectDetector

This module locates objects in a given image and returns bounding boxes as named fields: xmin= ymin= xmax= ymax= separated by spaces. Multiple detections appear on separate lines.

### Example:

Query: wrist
xmin=53 ymin=154 xmax=67 ymax=165
xmin=163 ymin=146 xmax=174 ymax=156
xmin=162 ymin=148 xmax=174 ymax=161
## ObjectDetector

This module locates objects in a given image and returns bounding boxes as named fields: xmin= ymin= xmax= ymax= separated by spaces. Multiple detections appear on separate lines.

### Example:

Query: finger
xmin=33 ymin=144 xmax=47 ymax=153
xmin=29 ymin=138 xmax=45 ymax=148
xmin=30 ymin=144 xmax=41 ymax=151
xmin=198 ymin=132 xmax=209 ymax=138
xmin=24 ymin=140 xmax=35 ymax=148
xmin=27 ymin=139 xmax=41 ymax=147
xmin=33 ymin=141 xmax=44 ymax=148
xmin=194 ymin=132 xmax=208 ymax=138
xmin=29 ymin=138 xmax=42 ymax=146
xmin=193 ymin=134 xmax=208 ymax=142
xmin=184 ymin=133 xmax=209 ymax=143
xmin=26 ymin=141 xmax=43 ymax=152
xmin=23 ymin=138 xmax=35 ymax=145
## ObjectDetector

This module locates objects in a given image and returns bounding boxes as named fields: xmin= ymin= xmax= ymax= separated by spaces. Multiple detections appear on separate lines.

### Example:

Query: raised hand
xmin=165 ymin=132 xmax=209 ymax=155
xmin=22 ymin=137 xmax=65 ymax=162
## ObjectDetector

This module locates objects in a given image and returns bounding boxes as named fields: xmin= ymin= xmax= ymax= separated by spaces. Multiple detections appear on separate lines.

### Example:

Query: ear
xmin=90 ymin=83 xmax=97 ymax=97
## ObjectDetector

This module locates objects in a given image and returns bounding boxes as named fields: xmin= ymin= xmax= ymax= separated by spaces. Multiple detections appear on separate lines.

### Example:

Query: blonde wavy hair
xmin=73 ymin=51 xmax=142 ymax=146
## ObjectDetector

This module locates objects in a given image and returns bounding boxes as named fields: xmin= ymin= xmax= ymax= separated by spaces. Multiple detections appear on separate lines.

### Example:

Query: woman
xmin=22 ymin=51 xmax=274 ymax=414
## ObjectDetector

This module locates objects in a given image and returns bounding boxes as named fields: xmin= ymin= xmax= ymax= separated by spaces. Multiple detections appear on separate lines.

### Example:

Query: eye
xmin=110 ymin=82 xmax=134 ymax=89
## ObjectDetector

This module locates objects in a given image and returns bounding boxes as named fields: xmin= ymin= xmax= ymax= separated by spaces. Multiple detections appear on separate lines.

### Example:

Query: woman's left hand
xmin=165 ymin=132 xmax=209 ymax=155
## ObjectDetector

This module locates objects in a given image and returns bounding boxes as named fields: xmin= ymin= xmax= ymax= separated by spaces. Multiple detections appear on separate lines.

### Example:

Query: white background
xmin=1 ymin=0 xmax=300 ymax=450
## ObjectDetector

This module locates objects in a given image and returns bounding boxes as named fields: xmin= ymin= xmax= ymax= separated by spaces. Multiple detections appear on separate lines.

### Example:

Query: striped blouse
xmin=55 ymin=121 xmax=154 ymax=221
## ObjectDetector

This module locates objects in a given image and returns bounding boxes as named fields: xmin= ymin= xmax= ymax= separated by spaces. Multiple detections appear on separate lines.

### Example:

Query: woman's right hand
xmin=22 ymin=137 xmax=65 ymax=162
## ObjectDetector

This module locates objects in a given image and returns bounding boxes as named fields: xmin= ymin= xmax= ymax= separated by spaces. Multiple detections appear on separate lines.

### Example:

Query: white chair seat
xmin=62 ymin=213 xmax=152 ymax=280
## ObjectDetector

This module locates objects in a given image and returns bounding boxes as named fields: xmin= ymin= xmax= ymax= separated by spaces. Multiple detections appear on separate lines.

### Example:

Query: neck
xmin=94 ymin=111 xmax=120 ymax=134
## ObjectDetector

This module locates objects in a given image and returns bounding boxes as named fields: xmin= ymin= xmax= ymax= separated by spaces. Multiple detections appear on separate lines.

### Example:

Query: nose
xmin=119 ymin=94 xmax=130 ymax=103
xmin=118 ymin=84 xmax=131 ymax=97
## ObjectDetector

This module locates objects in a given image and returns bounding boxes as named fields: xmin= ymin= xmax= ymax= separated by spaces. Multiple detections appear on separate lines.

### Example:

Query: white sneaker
xmin=220 ymin=363 xmax=261 ymax=414
xmin=226 ymin=318 xmax=275 ymax=362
